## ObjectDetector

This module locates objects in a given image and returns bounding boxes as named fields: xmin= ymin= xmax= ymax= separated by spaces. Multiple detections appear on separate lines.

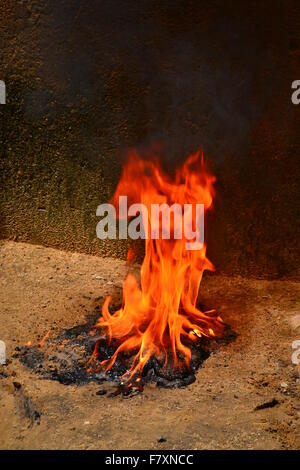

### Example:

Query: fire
xmin=89 ymin=149 xmax=224 ymax=383
xmin=39 ymin=331 xmax=50 ymax=348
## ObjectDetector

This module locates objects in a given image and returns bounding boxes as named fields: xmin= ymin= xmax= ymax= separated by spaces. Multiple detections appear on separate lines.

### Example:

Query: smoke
xmin=22 ymin=0 xmax=274 ymax=171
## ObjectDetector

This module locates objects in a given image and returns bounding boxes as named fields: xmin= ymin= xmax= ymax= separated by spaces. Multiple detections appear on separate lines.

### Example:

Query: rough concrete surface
xmin=0 ymin=241 xmax=299 ymax=449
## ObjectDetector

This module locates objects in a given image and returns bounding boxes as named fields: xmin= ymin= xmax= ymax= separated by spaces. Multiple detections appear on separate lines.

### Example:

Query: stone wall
xmin=1 ymin=0 xmax=299 ymax=278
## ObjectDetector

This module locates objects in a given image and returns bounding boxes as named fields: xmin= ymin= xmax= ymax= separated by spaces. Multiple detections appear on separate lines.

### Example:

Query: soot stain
xmin=15 ymin=311 xmax=236 ymax=395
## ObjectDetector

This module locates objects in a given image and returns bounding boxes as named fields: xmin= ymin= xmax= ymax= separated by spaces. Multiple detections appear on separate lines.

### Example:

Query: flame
xmin=39 ymin=331 xmax=50 ymax=348
xmin=126 ymin=247 xmax=136 ymax=264
xmin=89 ymin=149 xmax=224 ymax=382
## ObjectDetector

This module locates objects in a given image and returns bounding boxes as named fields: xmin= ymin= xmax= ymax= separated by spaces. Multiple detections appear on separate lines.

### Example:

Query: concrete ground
xmin=0 ymin=240 xmax=299 ymax=449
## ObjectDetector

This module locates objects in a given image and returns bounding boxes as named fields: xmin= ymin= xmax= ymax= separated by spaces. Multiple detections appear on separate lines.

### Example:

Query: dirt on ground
xmin=0 ymin=240 xmax=299 ymax=450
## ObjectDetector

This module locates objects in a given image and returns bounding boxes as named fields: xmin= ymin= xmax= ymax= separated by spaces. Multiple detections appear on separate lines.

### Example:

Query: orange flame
xmin=39 ymin=331 xmax=50 ymax=348
xmin=126 ymin=247 xmax=136 ymax=264
xmin=90 ymin=149 xmax=224 ymax=381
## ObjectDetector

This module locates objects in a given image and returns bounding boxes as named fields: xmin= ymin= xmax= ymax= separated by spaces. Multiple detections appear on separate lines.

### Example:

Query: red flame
xmin=89 ymin=149 xmax=224 ymax=381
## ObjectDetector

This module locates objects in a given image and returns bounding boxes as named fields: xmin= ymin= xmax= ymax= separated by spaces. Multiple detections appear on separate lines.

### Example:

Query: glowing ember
xmin=89 ymin=149 xmax=224 ymax=384
xmin=39 ymin=331 xmax=50 ymax=348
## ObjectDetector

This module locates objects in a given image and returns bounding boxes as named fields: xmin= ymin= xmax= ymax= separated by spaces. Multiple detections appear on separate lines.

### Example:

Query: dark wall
xmin=0 ymin=0 xmax=299 ymax=278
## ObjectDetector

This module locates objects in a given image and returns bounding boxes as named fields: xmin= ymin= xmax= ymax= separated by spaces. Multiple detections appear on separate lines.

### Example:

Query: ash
xmin=15 ymin=315 xmax=235 ymax=395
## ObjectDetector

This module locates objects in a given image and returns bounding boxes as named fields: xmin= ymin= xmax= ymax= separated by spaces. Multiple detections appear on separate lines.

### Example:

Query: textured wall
xmin=0 ymin=0 xmax=300 ymax=278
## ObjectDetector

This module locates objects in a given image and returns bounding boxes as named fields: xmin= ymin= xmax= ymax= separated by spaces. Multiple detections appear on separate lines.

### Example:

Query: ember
xmin=88 ymin=150 xmax=225 ymax=386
